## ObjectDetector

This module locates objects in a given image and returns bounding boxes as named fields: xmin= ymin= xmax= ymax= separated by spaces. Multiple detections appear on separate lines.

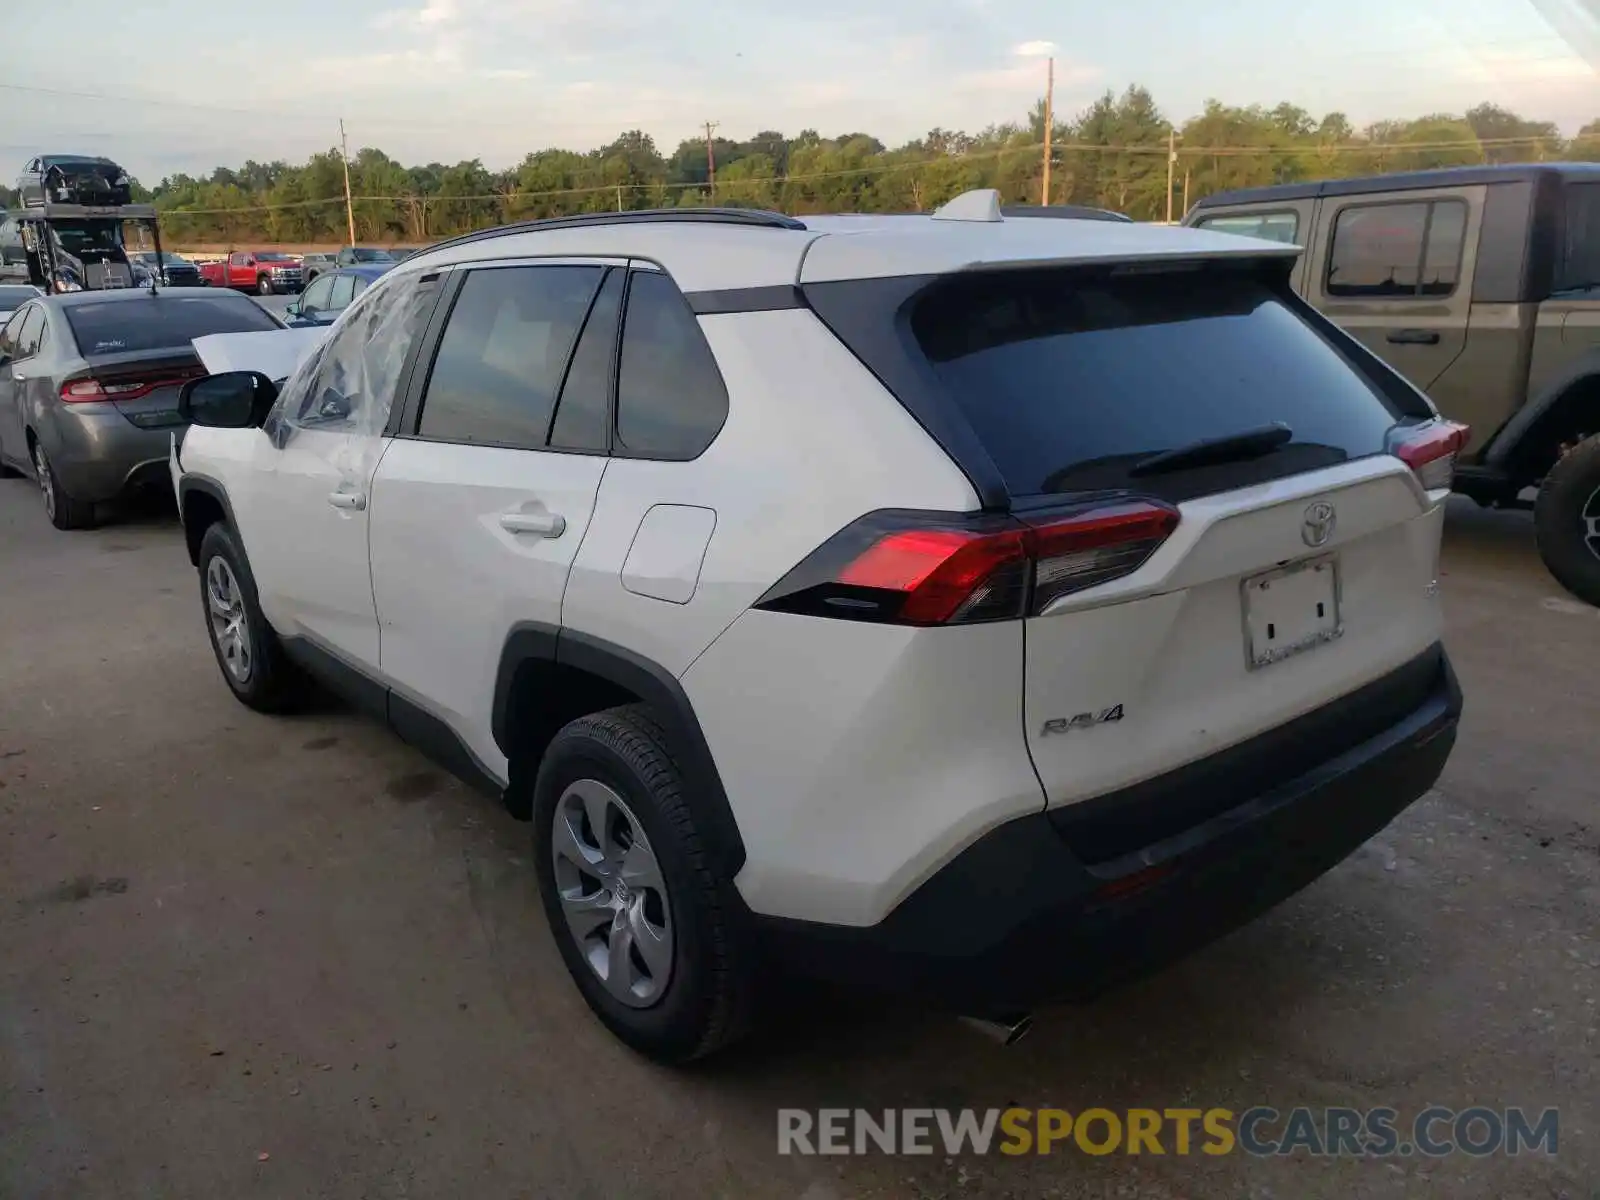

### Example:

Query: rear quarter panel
xmin=560 ymin=305 xmax=979 ymax=677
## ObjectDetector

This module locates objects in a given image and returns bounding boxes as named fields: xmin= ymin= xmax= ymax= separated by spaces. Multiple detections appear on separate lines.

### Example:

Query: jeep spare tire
xmin=1534 ymin=432 xmax=1600 ymax=608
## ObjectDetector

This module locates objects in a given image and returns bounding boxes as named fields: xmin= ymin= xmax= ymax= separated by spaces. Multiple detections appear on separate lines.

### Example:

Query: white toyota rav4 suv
xmin=172 ymin=191 xmax=1464 ymax=1063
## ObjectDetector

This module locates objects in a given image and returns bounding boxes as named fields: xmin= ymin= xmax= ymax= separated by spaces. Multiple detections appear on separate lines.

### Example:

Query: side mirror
xmin=179 ymin=371 xmax=278 ymax=429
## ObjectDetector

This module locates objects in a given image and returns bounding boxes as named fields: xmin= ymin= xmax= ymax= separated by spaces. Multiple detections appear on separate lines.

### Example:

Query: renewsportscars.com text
xmin=777 ymin=1106 xmax=1558 ymax=1158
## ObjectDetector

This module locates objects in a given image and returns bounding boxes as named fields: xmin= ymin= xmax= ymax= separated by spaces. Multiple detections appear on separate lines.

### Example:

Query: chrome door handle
xmin=499 ymin=510 xmax=565 ymax=537
xmin=327 ymin=490 xmax=367 ymax=511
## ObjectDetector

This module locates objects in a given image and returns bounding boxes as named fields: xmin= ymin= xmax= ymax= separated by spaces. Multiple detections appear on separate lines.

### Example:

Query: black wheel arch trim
xmin=1481 ymin=352 xmax=1600 ymax=475
xmin=493 ymin=622 xmax=747 ymax=876
xmin=176 ymin=472 xmax=240 ymax=566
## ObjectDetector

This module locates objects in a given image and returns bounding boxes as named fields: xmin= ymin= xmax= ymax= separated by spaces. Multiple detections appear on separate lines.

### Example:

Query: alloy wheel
xmin=1583 ymin=484 xmax=1600 ymax=565
xmin=32 ymin=444 xmax=54 ymax=522
xmin=550 ymin=779 xmax=674 ymax=1008
xmin=205 ymin=557 xmax=253 ymax=684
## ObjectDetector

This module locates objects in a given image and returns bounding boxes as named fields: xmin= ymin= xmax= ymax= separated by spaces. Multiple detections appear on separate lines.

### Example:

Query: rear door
xmin=902 ymin=261 xmax=1446 ymax=824
xmin=368 ymin=258 xmax=618 ymax=775
xmin=1305 ymin=187 xmax=1480 ymax=393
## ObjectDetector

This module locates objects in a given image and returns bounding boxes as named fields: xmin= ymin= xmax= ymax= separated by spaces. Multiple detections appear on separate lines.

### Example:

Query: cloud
xmin=1013 ymin=40 xmax=1057 ymax=57
xmin=955 ymin=56 xmax=1098 ymax=97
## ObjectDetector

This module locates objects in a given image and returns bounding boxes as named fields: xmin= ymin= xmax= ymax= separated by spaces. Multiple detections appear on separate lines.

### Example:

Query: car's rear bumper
xmin=752 ymin=643 xmax=1461 ymax=1016
xmin=40 ymin=407 xmax=184 ymax=503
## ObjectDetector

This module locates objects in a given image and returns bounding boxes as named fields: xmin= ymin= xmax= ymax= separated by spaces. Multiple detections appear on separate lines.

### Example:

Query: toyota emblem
xmin=1302 ymin=501 xmax=1337 ymax=547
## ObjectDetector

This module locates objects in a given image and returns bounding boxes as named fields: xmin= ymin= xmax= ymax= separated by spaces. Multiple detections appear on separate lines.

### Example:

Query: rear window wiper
xmin=1128 ymin=422 xmax=1293 ymax=477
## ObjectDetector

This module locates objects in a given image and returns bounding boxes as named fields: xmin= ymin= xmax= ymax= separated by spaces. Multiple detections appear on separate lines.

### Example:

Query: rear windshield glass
xmin=910 ymin=266 xmax=1410 ymax=496
xmin=65 ymin=296 xmax=279 ymax=356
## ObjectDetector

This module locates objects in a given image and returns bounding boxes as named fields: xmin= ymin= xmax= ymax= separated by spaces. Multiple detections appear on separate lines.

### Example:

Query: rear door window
xmin=909 ymin=264 xmax=1415 ymax=499
xmin=64 ymin=295 xmax=279 ymax=356
xmin=549 ymin=268 xmax=624 ymax=453
xmin=416 ymin=263 xmax=602 ymax=449
xmin=1326 ymin=200 xmax=1466 ymax=298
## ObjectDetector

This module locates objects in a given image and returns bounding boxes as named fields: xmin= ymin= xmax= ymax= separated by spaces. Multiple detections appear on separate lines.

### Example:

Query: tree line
xmin=2 ymin=88 xmax=1592 ymax=245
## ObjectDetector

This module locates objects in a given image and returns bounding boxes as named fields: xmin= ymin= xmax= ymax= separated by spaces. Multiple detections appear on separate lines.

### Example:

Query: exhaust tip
xmin=958 ymin=1013 xmax=1035 ymax=1047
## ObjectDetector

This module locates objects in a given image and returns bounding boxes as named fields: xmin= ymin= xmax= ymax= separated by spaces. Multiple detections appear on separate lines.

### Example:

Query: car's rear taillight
xmin=754 ymin=501 xmax=1180 ymax=626
xmin=1391 ymin=420 xmax=1470 ymax=491
xmin=60 ymin=369 xmax=204 ymax=404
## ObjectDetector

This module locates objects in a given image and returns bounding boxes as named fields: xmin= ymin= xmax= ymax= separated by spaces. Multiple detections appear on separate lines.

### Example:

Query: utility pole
xmin=339 ymin=118 xmax=357 ymax=245
xmin=616 ymin=184 xmax=624 ymax=212
xmin=1182 ymin=167 xmax=1191 ymax=218
xmin=1041 ymin=57 xmax=1054 ymax=206
xmin=1165 ymin=127 xmax=1177 ymax=224
xmin=704 ymin=120 xmax=719 ymax=201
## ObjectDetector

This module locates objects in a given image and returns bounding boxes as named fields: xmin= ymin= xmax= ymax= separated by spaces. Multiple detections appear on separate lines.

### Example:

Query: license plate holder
xmin=1242 ymin=554 xmax=1342 ymax=670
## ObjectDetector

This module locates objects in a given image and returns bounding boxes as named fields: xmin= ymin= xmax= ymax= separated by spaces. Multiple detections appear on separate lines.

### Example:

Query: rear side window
xmin=418 ymin=264 xmax=602 ymax=448
xmin=1196 ymin=211 xmax=1300 ymax=244
xmin=1326 ymin=200 xmax=1466 ymax=298
xmin=910 ymin=265 xmax=1412 ymax=498
xmin=15 ymin=308 xmax=44 ymax=358
xmin=64 ymin=295 xmax=278 ymax=356
xmin=614 ymin=270 xmax=728 ymax=459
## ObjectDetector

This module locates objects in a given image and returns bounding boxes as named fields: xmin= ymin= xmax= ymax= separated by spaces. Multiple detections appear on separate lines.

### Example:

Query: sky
xmin=3 ymin=0 xmax=1597 ymax=183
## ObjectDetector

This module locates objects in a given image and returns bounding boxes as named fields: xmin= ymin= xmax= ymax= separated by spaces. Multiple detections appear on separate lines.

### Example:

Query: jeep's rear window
xmin=65 ymin=295 xmax=279 ymax=356
xmin=908 ymin=265 xmax=1415 ymax=497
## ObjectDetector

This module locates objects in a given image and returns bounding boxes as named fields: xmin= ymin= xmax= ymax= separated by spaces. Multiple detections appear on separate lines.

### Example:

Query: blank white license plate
xmin=1242 ymin=555 xmax=1342 ymax=670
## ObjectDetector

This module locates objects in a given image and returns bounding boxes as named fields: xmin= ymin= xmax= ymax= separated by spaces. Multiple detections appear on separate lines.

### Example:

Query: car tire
xmin=31 ymin=441 xmax=95 ymax=530
xmin=1534 ymin=432 xmax=1600 ymax=608
xmin=532 ymin=704 xmax=754 ymax=1064
xmin=257 ymin=275 xmax=275 ymax=296
xmin=197 ymin=521 xmax=307 ymax=712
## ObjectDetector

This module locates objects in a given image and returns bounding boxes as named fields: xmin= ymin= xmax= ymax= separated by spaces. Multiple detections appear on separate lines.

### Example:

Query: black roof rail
xmin=1000 ymin=204 xmax=1134 ymax=223
xmin=417 ymin=207 xmax=808 ymax=257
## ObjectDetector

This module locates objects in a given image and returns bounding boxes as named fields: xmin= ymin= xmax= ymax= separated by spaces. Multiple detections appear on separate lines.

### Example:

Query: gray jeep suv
xmin=1187 ymin=163 xmax=1600 ymax=606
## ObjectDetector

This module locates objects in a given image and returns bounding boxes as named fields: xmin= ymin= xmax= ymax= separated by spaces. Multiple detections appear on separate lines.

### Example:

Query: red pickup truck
xmin=198 ymin=251 xmax=305 ymax=295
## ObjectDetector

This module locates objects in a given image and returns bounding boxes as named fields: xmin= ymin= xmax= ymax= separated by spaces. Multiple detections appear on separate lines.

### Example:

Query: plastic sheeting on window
xmin=283 ymin=268 xmax=440 ymax=485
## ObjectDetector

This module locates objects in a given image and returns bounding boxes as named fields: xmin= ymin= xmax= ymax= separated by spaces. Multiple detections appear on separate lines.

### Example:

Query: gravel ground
xmin=1 ymin=482 xmax=1596 ymax=1199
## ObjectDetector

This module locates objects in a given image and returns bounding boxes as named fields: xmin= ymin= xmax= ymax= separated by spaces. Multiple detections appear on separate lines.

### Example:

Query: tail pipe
xmin=959 ymin=1013 xmax=1034 ymax=1047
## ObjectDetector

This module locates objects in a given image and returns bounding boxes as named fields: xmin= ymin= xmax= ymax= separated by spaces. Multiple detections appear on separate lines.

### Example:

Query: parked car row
xmin=152 ymin=193 xmax=1464 ymax=1063
xmin=0 ymin=288 xmax=283 ymax=526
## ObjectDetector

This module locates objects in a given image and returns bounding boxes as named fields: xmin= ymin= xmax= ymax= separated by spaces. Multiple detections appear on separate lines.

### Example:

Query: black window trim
xmin=545 ymin=265 xmax=624 ymax=455
xmin=403 ymin=259 xmax=612 ymax=457
xmin=1194 ymin=207 xmax=1302 ymax=243
xmin=394 ymin=254 xmax=730 ymax=464
xmin=1324 ymin=196 xmax=1469 ymax=301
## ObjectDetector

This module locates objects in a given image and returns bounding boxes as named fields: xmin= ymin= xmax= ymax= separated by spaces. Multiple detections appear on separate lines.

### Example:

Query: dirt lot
xmin=1 ymin=482 xmax=1597 ymax=1200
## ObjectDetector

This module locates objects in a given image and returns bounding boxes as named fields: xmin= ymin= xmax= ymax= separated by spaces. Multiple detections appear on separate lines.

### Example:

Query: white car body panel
xmin=683 ymin=612 xmax=1043 ymax=927
xmin=367 ymin=439 xmax=609 ymax=782
xmin=559 ymin=308 xmax=976 ymax=678
xmin=1023 ymin=458 xmax=1444 ymax=816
